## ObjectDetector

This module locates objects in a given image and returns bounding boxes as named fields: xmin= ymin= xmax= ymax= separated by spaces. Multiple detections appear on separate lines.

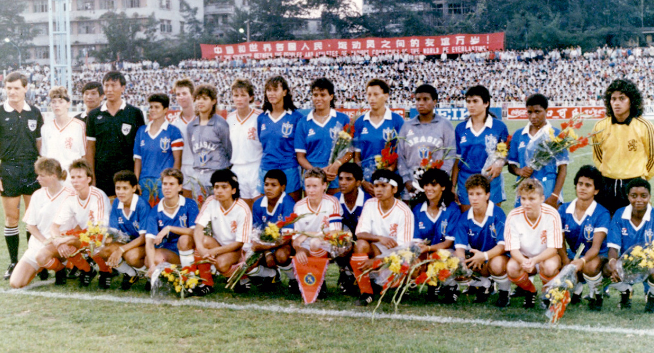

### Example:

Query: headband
xmin=373 ymin=177 xmax=398 ymax=187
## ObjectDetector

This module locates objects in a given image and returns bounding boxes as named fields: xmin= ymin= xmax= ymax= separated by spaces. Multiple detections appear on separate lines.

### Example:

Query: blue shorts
xmin=139 ymin=177 xmax=162 ymax=204
xmin=514 ymin=175 xmax=557 ymax=207
xmin=259 ymin=166 xmax=302 ymax=194
xmin=156 ymin=239 xmax=179 ymax=255
xmin=457 ymin=172 xmax=506 ymax=205
xmin=303 ymin=163 xmax=339 ymax=190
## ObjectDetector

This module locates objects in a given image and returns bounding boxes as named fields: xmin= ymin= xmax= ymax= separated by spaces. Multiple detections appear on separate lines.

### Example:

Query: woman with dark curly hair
xmin=591 ymin=79 xmax=654 ymax=215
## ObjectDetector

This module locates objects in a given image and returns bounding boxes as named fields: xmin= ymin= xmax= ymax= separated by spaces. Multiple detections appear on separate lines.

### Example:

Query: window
xmin=34 ymin=0 xmax=48 ymax=13
xmin=33 ymin=24 xmax=49 ymax=36
xmin=160 ymin=0 xmax=171 ymax=10
xmin=35 ymin=47 xmax=49 ymax=59
xmin=448 ymin=2 xmax=472 ymax=15
xmin=160 ymin=19 xmax=172 ymax=33
xmin=123 ymin=0 xmax=140 ymax=8
xmin=78 ymin=21 xmax=95 ymax=34
xmin=77 ymin=0 xmax=94 ymax=10
xmin=100 ymin=0 xmax=115 ymax=9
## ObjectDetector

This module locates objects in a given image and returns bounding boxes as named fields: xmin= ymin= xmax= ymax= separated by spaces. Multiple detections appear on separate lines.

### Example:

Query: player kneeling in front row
xmin=185 ymin=169 xmax=257 ymax=295
xmin=145 ymin=169 xmax=199 ymax=290
xmin=352 ymin=169 xmax=414 ymax=306
xmin=10 ymin=158 xmax=74 ymax=288
xmin=606 ymin=178 xmax=654 ymax=312
xmin=557 ymin=165 xmax=611 ymax=311
xmin=505 ymin=178 xmax=563 ymax=308
xmin=454 ymin=174 xmax=510 ymax=306
xmin=411 ymin=168 xmax=459 ymax=302
xmin=38 ymin=159 xmax=110 ymax=287
xmin=94 ymin=171 xmax=151 ymax=290
xmin=292 ymin=167 xmax=343 ymax=298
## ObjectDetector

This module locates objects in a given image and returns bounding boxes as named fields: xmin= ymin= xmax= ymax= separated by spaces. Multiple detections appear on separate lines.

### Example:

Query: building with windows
xmin=21 ymin=0 xmax=203 ymax=64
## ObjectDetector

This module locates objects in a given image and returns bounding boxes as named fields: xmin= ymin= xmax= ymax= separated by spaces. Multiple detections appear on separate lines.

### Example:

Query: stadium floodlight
xmin=4 ymin=38 xmax=21 ymax=68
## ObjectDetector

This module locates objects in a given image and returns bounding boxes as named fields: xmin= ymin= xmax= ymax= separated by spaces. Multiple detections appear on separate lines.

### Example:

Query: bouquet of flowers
xmin=481 ymin=134 xmax=511 ymax=178
xmin=329 ymin=118 xmax=356 ymax=165
xmin=323 ymin=230 xmax=354 ymax=258
xmin=413 ymin=249 xmax=471 ymax=288
xmin=142 ymin=179 xmax=161 ymax=207
xmin=375 ymin=140 xmax=398 ymax=170
xmin=409 ymin=146 xmax=455 ymax=200
xmin=105 ymin=227 xmax=132 ymax=245
xmin=188 ymin=176 xmax=212 ymax=207
xmin=151 ymin=262 xmax=205 ymax=299
xmin=68 ymin=222 xmax=107 ymax=257
xmin=515 ymin=115 xmax=593 ymax=187
xmin=614 ymin=243 xmax=654 ymax=284
xmin=226 ymin=213 xmax=306 ymax=290
xmin=543 ymin=264 xmax=578 ymax=324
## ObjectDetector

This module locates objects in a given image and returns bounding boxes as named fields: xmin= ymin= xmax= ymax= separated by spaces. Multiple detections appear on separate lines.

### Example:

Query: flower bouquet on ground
xmin=225 ymin=213 xmax=307 ymax=290
xmin=481 ymin=134 xmax=511 ymax=178
xmin=515 ymin=114 xmax=595 ymax=187
xmin=542 ymin=245 xmax=585 ymax=324
xmin=323 ymin=230 xmax=354 ymax=258
xmin=151 ymin=262 xmax=205 ymax=299
xmin=614 ymin=243 xmax=654 ymax=285
xmin=329 ymin=118 xmax=356 ymax=165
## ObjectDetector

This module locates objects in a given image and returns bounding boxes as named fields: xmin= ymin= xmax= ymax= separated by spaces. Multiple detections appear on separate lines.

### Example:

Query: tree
xmin=97 ymin=12 xmax=158 ymax=62
xmin=224 ymin=0 xmax=303 ymax=43
xmin=0 ymin=0 xmax=34 ymax=68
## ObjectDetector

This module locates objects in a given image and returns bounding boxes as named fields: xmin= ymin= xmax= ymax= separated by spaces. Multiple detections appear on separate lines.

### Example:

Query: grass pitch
xmin=0 ymin=119 xmax=651 ymax=353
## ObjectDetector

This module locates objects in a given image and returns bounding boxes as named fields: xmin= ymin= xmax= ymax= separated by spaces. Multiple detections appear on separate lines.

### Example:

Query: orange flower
xmin=438 ymin=269 xmax=451 ymax=282
xmin=428 ymin=252 xmax=440 ymax=260
xmin=561 ymin=122 xmax=569 ymax=130
xmin=415 ymin=272 xmax=429 ymax=285
xmin=433 ymin=160 xmax=444 ymax=169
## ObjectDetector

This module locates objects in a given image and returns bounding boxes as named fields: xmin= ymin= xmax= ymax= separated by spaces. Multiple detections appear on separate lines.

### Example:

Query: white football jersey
xmin=293 ymin=194 xmax=342 ymax=238
xmin=40 ymin=117 xmax=86 ymax=180
xmin=356 ymin=198 xmax=414 ymax=246
xmin=53 ymin=186 xmax=111 ymax=231
xmin=23 ymin=186 xmax=75 ymax=246
xmin=171 ymin=114 xmax=197 ymax=168
xmin=504 ymin=203 xmax=563 ymax=258
xmin=196 ymin=198 xmax=252 ymax=246
xmin=226 ymin=108 xmax=263 ymax=166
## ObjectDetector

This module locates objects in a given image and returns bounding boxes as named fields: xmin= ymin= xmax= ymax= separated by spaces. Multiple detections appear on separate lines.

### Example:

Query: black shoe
xmin=338 ymin=272 xmax=357 ymax=296
xmin=121 ymin=274 xmax=139 ymax=290
xmin=570 ymin=292 xmax=582 ymax=305
xmin=234 ymin=279 xmax=251 ymax=293
xmin=426 ymin=285 xmax=439 ymax=302
xmin=4 ymin=263 xmax=16 ymax=280
xmin=474 ymin=287 xmax=491 ymax=303
xmin=511 ymin=286 xmax=530 ymax=298
xmin=589 ymin=295 xmax=603 ymax=311
xmin=38 ymin=269 xmax=49 ymax=281
xmin=193 ymin=284 xmax=215 ymax=297
xmin=144 ymin=280 xmax=152 ymax=291
xmin=318 ymin=281 xmax=328 ymax=299
xmin=495 ymin=290 xmax=510 ymax=308
xmin=355 ymin=293 xmax=374 ymax=306
xmin=79 ymin=268 xmax=97 ymax=287
xmin=55 ymin=270 xmax=67 ymax=286
xmin=540 ymin=297 xmax=551 ymax=310
xmin=67 ymin=267 xmax=80 ymax=279
xmin=98 ymin=272 xmax=113 ymax=289
xmin=523 ymin=291 xmax=536 ymax=309
xmin=441 ymin=285 xmax=459 ymax=304
xmin=619 ymin=289 xmax=632 ymax=309
xmin=288 ymin=279 xmax=300 ymax=295
xmin=462 ymin=285 xmax=478 ymax=297
xmin=645 ymin=294 xmax=654 ymax=313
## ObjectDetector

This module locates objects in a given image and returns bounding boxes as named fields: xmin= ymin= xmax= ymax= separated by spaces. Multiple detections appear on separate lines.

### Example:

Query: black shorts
xmin=0 ymin=160 xmax=40 ymax=197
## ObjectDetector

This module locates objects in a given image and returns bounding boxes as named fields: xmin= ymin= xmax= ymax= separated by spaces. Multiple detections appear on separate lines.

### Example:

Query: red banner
xmin=292 ymin=257 xmax=330 ymax=304
xmin=201 ymin=33 xmax=505 ymax=60
xmin=507 ymin=107 xmax=606 ymax=120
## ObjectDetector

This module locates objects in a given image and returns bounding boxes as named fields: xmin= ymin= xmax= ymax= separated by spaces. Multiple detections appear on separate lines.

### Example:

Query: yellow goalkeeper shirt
xmin=592 ymin=116 xmax=654 ymax=180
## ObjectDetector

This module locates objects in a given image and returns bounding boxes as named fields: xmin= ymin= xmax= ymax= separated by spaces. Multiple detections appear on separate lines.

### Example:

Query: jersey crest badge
xmin=281 ymin=122 xmax=293 ymax=137
xmin=247 ymin=127 xmax=257 ymax=140
xmin=160 ymin=137 xmax=171 ymax=153
xmin=382 ymin=127 xmax=395 ymax=142
xmin=418 ymin=146 xmax=430 ymax=159
xmin=329 ymin=126 xmax=339 ymax=139
xmin=133 ymin=221 xmax=140 ymax=230
xmin=65 ymin=137 xmax=73 ymax=149
xmin=583 ymin=224 xmax=594 ymax=241
xmin=485 ymin=134 xmax=498 ymax=150
xmin=646 ymin=229 xmax=654 ymax=243
xmin=540 ymin=230 xmax=547 ymax=245
xmin=28 ymin=119 xmax=37 ymax=131
xmin=121 ymin=123 xmax=132 ymax=136
xmin=307 ymin=128 xmax=316 ymax=137
xmin=179 ymin=214 xmax=188 ymax=228
xmin=230 ymin=220 xmax=238 ymax=234
xmin=489 ymin=223 xmax=497 ymax=239
xmin=198 ymin=150 xmax=209 ymax=166
xmin=441 ymin=219 xmax=449 ymax=236
xmin=389 ymin=223 xmax=398 ymax=238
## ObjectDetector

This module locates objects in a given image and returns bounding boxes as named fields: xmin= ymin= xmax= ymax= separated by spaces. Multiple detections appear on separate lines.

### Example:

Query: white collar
xmin=565 ymin=198 xmax=597 ymax=217
xmin=465 ymin=115 xmax=493 ymax=130
xmin=522 ymin=121 xmax=552 ymax=136
xmin=363 ymin=107 xmax=393 ymax=122
xmin=260 ymin=192 xmax=286 ymax=208
xmin=621 ymin=204 xmax=652 ymax=222
xmin=145 ymin=120 xmax=170 ymax=133
xmin=265 ymin=110 xmax=291 ymax=123
xmin=307 ymin=109 xmax=337 ymax=126
xmin=100 ymin=100 xmax=126 ymax=112
xmin=118 ymin=194 xmax=140 ymax=212
xmin=157 ymin=195 xmax=187 ymax=212
xmin=466 ymin=202 xmax=495 ymax=226
xmin=3 ymin=101 xmax=31 ymax=112
xmin=339 ymin=187 xmax=366 ymax=209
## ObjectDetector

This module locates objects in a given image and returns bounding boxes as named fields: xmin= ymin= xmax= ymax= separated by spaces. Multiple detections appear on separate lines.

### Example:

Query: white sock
xmin=477 ymin=276 xmax=492 ymax=289
xmin=279 ymin=264 xmax=295 ymax=280
xmin=135 ymin=266 xmax=146 ymax=273
xmin=583 ymin=273 xmax=601 ymax=296
xmin=610 ymin=282 xmax=631 ymax=293
xmin=179 ymin=250 xmax=194 ymax=268
xmin=491 ymin=274 xmax=511 ymax=292
xmin=573 ymin=281 xmax=584 ymax=295
xmin=648 ymin=280 xmax=654 ymax=296
xmin=247 ymin=265 xmax=276 ymax=277
xmin=115 ymin=261 xmax=136 ymax=277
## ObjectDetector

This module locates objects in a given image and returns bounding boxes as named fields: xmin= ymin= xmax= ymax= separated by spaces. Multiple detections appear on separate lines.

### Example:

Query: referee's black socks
xmin=4 ymin=226 xmax=19 ymax=264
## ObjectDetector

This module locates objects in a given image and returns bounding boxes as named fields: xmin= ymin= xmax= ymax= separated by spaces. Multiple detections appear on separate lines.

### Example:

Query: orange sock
xmin=43 ymin=258 xmax=65 ymax=272
xmin=350 ymin=253 xmax=373 ymax=295
xmin=194 ymin=255 xmax=214 ymax=287
xmin=539 ymin=272 xmax=556 ymax=286
xmin=92 ymin=255 xmax=111 ymax=273
xmin=509 ymin=273 xmax=536 ymax=293
xmin=68 ymin=253 xmax=91 ymax=272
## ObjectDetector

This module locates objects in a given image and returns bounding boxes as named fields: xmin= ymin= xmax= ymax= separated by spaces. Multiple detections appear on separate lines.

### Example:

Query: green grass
xmin=0 ymin=119 xmax=650 ymax=352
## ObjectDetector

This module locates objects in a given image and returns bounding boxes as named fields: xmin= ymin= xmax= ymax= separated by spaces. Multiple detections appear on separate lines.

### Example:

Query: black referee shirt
xmin=86 ymin=100 xmax=145 ymax=194
xmin=0 ymin=101 xmax=43 ymax=162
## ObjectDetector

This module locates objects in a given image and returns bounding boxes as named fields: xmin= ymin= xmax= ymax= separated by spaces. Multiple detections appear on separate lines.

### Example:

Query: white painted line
xmin=1 ymin=288 xmax=653 ymax=336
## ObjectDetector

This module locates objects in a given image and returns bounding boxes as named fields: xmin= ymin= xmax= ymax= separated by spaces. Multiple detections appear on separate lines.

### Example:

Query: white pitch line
xmin=1 ymin=288 xmax=653 ymax=336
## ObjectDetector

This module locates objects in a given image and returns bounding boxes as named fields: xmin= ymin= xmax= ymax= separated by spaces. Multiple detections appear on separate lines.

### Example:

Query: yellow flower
xmin=398 ymin=249 xmax=414 ymax=263
xmin=548 ymin=128 xmax=556 ymax=141
xmin=195 ymin=270 xmax=200 ymax=275
xmin=338 ymin=131 xmax=352 ymax=140
xmin=568 ymin=129 xmax=578 ymax=140
xmin=639 ymin=260 xmax=648 ymax=268
xmin=496 ymin=142 xmax=508 ymax=157
xmin=186 ymin=277 xmax=199 ymax=289
xmin=437 ymin=249 xmax=450 ymax=260
xmin=565 ymin=280 xmax=574 ymax=288
xmin=170 ymin=264 xmax=177 ymax=269
xmin=175 ymin=285 xmax=182 ymax=293
xmin=264 ymin=222 xmax=281 ymax=240
xmin=388 ymin=262 xmax=401 ymax=274
xmin=446 ymin=257 xmax=459 ymax=269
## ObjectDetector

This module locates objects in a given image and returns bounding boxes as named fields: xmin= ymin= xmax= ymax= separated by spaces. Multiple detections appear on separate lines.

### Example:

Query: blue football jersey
xmin=109 ymin=194 xmax=151 ymax=240
xmin=145 ymin=196 xmax=199 ymax=248
xmin=334 ymin=187 xmax=371 ymax=233
xmin=455 ymin=117 xmax=509 ymax=175
xmin=353 ymin=109 xmax=404 ymax=180
xmin=252 ymin=192 xmax=296 ymax=229
xmin=295 ymin=110 xmax=351 ymax=167
xmin=258 ymin=110 xmax=303 ymax=170
xmin=454 ymin=202 xmax=506 ymax=252
xmin=412 ymin=201 xmax=459 ymax=247
xmin=608 ymin=204 xmax=654 ymax=254
xmin=133 ymin=121 xmax=184 ymax=179
xmin=558 ymin=199 xmax=610 ymax=256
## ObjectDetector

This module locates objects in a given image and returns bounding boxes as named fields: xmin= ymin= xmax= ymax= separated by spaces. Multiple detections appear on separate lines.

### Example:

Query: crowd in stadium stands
xmin=4 ymin=46 xmax=654 ymax=110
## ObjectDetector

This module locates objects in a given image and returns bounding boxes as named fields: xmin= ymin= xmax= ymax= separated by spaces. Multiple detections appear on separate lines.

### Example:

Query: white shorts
xmin=185 ymin=168 xmax=214 ymax=197
xmin=181 ymin=165 xmax=195 ymax=191
xmin=20 ymin=239 xmax=46 ymax=271
xmin=232 ymin=162 xmax=261 ymax=199
xmin=298 ymin=238 xmax=331 ymax=252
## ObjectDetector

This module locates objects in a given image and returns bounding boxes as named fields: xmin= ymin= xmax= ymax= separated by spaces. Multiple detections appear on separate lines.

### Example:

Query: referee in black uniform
xmin=0 ymin=72 xmax=44 ymax=279
xmin=85 ymin=71 xmax=144 ymax=197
